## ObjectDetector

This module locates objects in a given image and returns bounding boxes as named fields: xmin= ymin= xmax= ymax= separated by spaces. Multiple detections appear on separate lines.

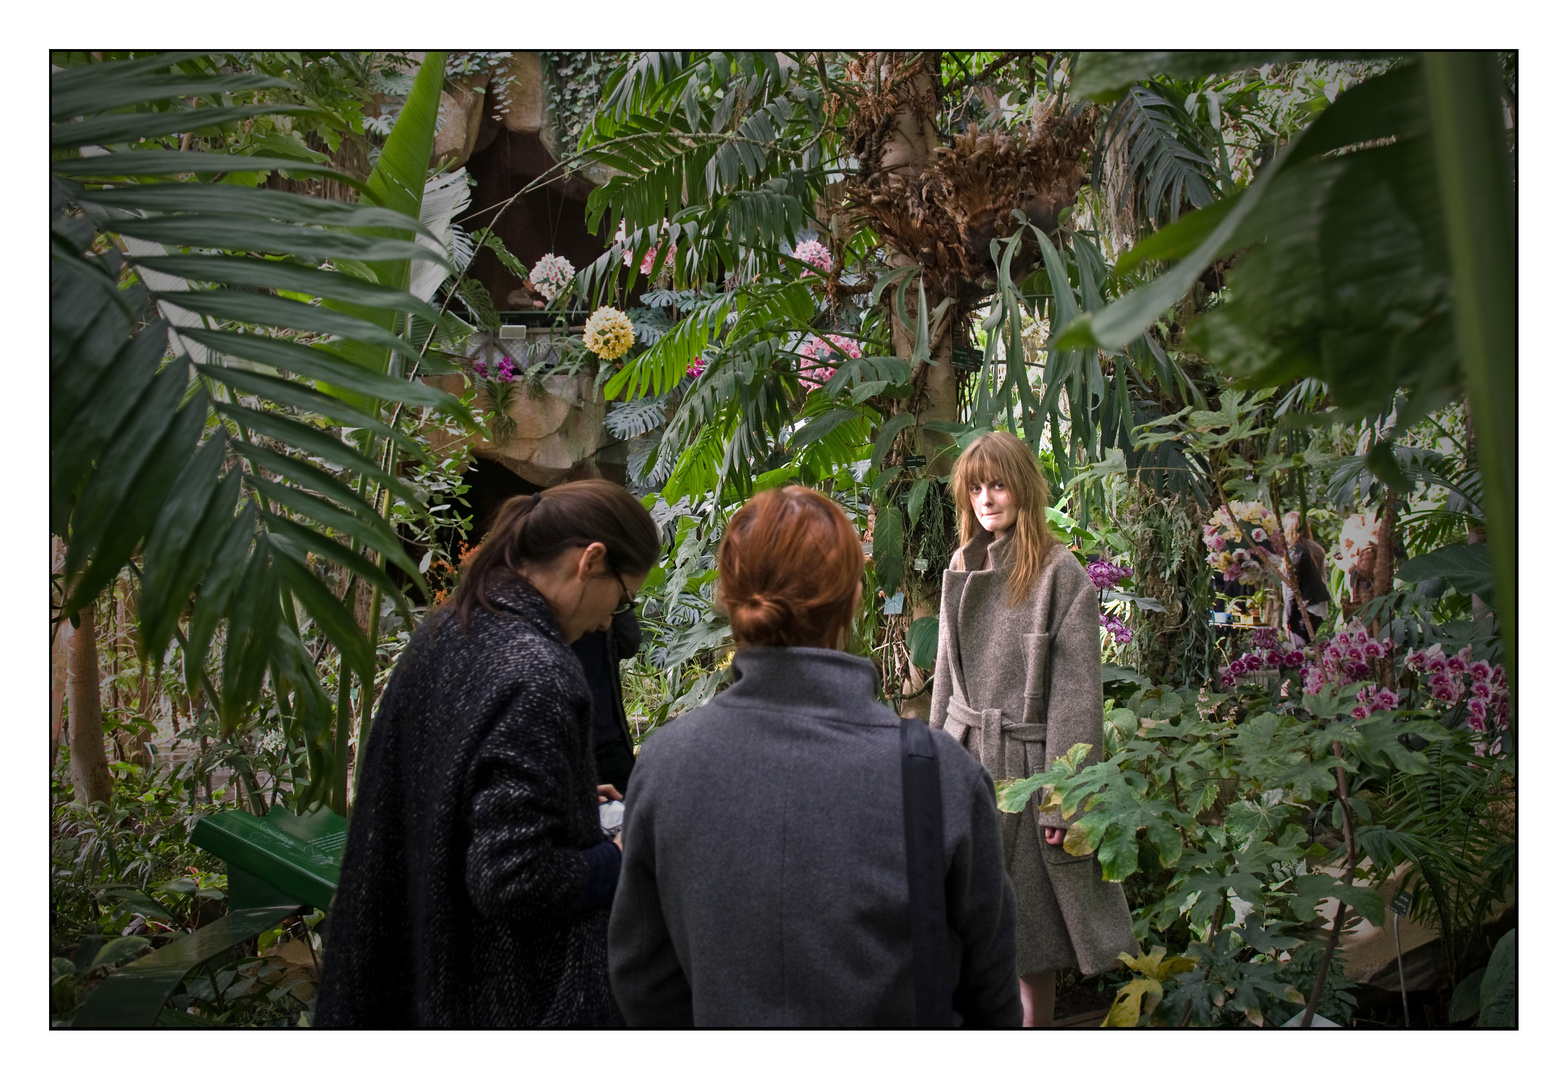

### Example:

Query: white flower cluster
xmin=529 ymin=253 xmax=576 ymax=302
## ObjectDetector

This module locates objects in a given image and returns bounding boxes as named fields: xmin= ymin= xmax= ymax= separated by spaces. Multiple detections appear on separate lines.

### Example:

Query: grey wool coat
xmin=929 ymin=531 xmax=1136 ymax=977
xmin=608 ymin=647 xmax=1023 ymax=1028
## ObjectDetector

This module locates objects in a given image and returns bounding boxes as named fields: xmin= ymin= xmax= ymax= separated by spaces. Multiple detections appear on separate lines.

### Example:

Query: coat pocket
xmin=1040 ymin=839 xmax=1095 ymax=865
xmin=1022 ymin=632 xmax=1054 ymax=703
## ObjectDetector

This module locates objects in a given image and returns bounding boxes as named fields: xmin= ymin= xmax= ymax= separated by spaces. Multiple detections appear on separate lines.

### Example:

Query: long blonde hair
xmin=951 ymin=431 xmax=1059 ymax=604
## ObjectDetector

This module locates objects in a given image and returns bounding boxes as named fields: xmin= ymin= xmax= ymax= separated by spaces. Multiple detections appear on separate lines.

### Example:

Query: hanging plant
xmin=583 ymin=306 xmax=636 ymax=361
xmin=528 ymin=253 xmax=576 ymax=303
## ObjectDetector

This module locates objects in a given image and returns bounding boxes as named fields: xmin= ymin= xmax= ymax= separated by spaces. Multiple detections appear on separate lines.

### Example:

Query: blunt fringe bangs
xmin=951 ymin=432 xmax=1058 ymax=605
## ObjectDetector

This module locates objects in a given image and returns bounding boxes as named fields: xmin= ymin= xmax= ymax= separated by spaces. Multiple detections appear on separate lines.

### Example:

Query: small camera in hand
xmin=599 ymin=799 xmax=625 ymax=838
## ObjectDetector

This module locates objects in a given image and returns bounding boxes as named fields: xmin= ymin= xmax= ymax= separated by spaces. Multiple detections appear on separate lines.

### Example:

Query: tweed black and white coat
xmin=314 ymin=578 xmax=624 ymax=1028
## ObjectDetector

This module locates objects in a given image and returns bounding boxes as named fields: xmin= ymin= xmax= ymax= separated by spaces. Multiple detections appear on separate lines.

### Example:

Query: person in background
xmin=315 ymin=480 xmax=660 ymax=1028
xmin=571 ymin=608 xmax=643 ymax=796
xmin=1281 ymin=510 xmax=1331 ymax=646
xmin=609 ymin=485 xmax=1022 ymax=1027
xmin=929 ymin=431 xmax=1136 ymax=1027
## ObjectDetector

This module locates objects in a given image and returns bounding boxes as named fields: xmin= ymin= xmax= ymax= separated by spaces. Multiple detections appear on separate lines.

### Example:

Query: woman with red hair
xmin=608 ymin=485 xmax=1021 ymax=1027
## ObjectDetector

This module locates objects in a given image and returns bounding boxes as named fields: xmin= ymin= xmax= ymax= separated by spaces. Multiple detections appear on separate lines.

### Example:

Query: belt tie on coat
xmin=944 ymin=696 xmax=1049 ymax=783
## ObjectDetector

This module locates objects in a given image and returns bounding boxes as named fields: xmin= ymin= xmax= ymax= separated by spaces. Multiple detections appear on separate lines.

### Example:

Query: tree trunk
xmin=50 ymin=536 xmax=68 ymax=771
xmin=66 ymin=603 xmax=113 ymax=807
xmin=873 ymin=52 xmax=960 ymax=720
xmin=1370 ymin=492 xmax=1399 ymax=688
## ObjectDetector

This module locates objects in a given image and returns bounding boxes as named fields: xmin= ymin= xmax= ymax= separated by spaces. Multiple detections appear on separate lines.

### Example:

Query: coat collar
xmin=723 ymin=647 xmax=888 ymax=722
xmin=478 ymin=575 xmax=565 ymax=644
xmin=957 ymin=528 xmax=1015 ymax=573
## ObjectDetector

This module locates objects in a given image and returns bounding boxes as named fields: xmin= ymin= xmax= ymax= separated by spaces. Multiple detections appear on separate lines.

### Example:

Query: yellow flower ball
xmin=583 ymin=305 xmax=635 ymax=361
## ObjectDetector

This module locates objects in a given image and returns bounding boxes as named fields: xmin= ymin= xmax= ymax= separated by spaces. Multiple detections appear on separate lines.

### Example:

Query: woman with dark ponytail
xmin=317 ymin=479 xmax=660 ymax=1028
xmin=608 ymin=485 xmax=1021 ymax=1027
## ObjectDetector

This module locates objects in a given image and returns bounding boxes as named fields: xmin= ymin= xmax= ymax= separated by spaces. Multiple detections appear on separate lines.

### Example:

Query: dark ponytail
xmin=446 ymin=479 xmax=660 ymax=632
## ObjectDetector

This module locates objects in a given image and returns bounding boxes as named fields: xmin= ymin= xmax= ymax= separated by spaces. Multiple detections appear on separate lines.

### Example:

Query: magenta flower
xmin=1251 ymin=527 xmax=1267 ymax=542
xmin=1283 ymin=650 xmax=1305 ymax=669
xmin=1372 ymin=688 xmax=1399 ymax=711
xmin=1265 ymin=649 xmax=1285 ymax=667
xmin=1099 ymin=612 xmax=1132 ymax=645
xmin=1243 ymin=653 xmax=1264 ymax=672
xmin=473 ymin=358 xmax=488 ymax=378
xmin=1404 ymin=649 xmax=1427 ymax=673
xmin=1469 ymin=661 xmax=1493 ymax=682
xmin=1351 ymin=705 xmax=1370 ymax=721
xmin=1431 ymin=682 xmax=1460 ymax=704
xmin=1087 ymin=560 xmax=1134 ymax=590
xmin=1347 ymin=661 xmax=1371 ymax=679
xmin=1363 ymin=640 xmax=1386 ymax=659
xmin=1325 ymin=645 xmax=1343 ymax=662
xmin=1470 ymin=680 xmax=1494 ymax=703
xmin=687 ymin=355 xmax=706 ymax=378
xmin=1220 ymin=673 xmax=1235 ymax=688
xmin=1345 ymin=645 xmax=1365 ymax=663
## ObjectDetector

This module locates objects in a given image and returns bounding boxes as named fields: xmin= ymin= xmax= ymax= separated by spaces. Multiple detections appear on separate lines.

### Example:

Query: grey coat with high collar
xmin=608 ymin=647 xmax=1023 ymax=1028
xmin=929 ymin=530 xmax=1135 ymax=977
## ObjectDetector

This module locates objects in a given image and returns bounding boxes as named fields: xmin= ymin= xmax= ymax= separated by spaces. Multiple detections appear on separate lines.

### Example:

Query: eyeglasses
xmin=612 ymin=573 xmax=636 ymax=617
xmin=605 ymin=553 xmax=637 ymax=616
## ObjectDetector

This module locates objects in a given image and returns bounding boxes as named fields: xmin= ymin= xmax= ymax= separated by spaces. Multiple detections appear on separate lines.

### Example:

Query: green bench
xmin=71 ymin=806 xmax=347 ymax=1028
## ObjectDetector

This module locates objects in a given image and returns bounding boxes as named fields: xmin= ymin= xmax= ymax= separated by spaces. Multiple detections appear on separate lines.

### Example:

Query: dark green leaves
xmin=51 ymin=52 xmax=462 ymax=794
xmin=871 ymin=500 xmax=905 ymax=594
xmin=1072 ymin=51 xmax=1398 ymax=104
xmin=1396 ymin=541 xmax=1493 ymax=604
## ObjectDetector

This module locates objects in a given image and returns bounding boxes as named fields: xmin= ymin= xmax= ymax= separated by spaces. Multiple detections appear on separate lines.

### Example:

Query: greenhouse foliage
xmin=50 ymin=50 xmax=1514 ymax=1028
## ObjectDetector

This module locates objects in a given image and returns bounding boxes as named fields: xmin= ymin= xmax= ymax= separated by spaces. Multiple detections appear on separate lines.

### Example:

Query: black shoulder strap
xmin=901 ymin=718 xmax=952 ymax=1028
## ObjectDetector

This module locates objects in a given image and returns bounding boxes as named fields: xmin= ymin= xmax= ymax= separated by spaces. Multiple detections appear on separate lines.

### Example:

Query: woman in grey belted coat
xmin=930 ymin=432 xmax=1135 ymax=1025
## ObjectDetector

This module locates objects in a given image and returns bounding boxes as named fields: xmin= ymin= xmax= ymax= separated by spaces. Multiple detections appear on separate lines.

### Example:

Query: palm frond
xmin=51 ymin=51 xmax=462 ymax=805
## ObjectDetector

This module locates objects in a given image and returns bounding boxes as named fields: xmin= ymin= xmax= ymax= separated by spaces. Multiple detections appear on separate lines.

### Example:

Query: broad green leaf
xmin=86 ymin=936 xmax=152 ymax=973
xmin=1475 ymin=928 xmax=1517 ymax=1027
xmin=907 ymin=616 xmax=939 ymax=670
xmin=1396 ymin=541 xmax=1492 ymax=601
xmin=872 ymin=500 xmax=905 ymax=593
xmin=1071 ymin=50 xmax=1397 ymax=103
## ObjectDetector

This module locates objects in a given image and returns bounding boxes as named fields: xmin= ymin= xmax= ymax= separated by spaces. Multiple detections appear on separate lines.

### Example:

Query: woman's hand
xmin=597 ymin=784 xmax=623 ymax=803
xmin=1041 ymin=826 xmax=1066 ymax=846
